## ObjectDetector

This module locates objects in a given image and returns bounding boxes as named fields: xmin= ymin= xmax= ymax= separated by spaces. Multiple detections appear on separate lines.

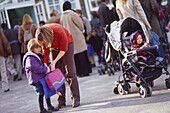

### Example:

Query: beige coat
xmin=139 ymin=0 xmax=164 ymax=38
xmin=60 ymin=10 xmax=87 ymax=54
xmin=0 ymin=29 xmax=12 ymax=57
xmin=116 ymin=0 xmax=151 ymax=29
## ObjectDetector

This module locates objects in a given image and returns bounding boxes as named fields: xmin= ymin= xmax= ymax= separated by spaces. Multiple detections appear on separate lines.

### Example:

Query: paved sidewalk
xmin=0 ymin=66 xmax=170 ymax=113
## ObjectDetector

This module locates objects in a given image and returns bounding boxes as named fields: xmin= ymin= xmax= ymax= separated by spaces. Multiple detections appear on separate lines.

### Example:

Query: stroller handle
xmin=136 ymin=45 xmax=157 ymax=53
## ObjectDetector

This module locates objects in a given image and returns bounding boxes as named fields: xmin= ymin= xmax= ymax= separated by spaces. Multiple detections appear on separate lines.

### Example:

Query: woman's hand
xmin=50 ymin=61 xmax=56 ymax=71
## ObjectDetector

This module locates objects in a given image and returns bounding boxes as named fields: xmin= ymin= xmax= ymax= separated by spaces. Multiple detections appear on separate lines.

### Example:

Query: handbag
xmin=39 ymin=78 xmax=63 ymax=99
xmin=87 ymin=44 xmax=94 ymax=56
xmin=45 ymin=68 xmax=65 ymax=91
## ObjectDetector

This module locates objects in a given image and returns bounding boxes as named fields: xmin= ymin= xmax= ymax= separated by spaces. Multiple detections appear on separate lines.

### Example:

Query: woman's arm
xmin=50 ymin=50 xmax=66 ymax=71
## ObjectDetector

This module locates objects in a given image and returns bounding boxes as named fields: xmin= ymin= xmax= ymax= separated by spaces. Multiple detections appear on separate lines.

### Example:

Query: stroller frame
xmin=106 ymin=18 xmax=170 ymax=98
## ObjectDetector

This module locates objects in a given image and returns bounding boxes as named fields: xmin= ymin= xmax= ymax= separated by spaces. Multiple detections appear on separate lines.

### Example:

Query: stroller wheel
xmin=139 ymin=85 xmax=147 ymax=98
xmin=147 ymin=86 xmax=152 ymax=97
xmin=165 ymin=78 xmax=170 ymax=89
xmin=118 ymin=84 xmax=126 ymax=95
xmin=107 ymin=68 xmax=112 ymax=76
xmin=113 ymin=86 xmax=119 ymax=94
xmin=101 ymin=69 xmax=105 ymax=74
xmin=98 ymin=68 xmax=103 ymax=75
xmin=111 ymin=67 xmax=115 ymax=75
xmin=125 ymin=83 xmax=131 ymax=94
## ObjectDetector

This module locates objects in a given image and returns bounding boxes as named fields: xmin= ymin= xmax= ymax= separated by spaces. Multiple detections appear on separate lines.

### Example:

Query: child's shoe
xmin=48 ymin=106 xmax=59 ymax=111
xmin=40 ymin=108 xmax=52 ymax=113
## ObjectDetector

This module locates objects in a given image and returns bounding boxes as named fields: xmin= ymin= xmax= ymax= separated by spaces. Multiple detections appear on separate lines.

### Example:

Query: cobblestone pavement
xmin=0 ymin=66 xmax=170 ymax=113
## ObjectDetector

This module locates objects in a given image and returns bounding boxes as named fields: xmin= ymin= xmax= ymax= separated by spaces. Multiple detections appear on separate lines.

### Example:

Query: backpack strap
xmin=29 ymin=24 xmax=33 ymax=32
xmin=21 ymin=25 xmax=25 ymax=32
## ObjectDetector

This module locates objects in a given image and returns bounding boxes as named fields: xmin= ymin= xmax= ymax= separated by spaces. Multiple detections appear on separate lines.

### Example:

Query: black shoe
xmin=57 ymin=102 xmax=66 ymax=109
xmin=48 ymin=106 xmax=59 ymax=111
xmin=4 ymin=88 xmax=10 ymax=92
xmin=40 ymin=109 xmax=52 ymax=113
xmin=17 ymin=77 xmax=22 ymax=81
xmin=72 ymin=101 xmax=80 ymax=108
xmin=13 ymin=74 xmax=18 ymax=81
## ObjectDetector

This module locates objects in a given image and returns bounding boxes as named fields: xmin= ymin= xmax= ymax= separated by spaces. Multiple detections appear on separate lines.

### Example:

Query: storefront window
xmin=91 ymin=1 xmax=96 ymax=8
xmin=54 ymin=0 xmax=59 ymax=4
xmin=48 ymin=0 xmax=53 ymax=5
xmin=18 ymin=0 xmax=30 ymax=2
xmin=47 ymin=0 xmax=76 ymax=13
xmin=88 ymin=0 xmax=113 ymax=11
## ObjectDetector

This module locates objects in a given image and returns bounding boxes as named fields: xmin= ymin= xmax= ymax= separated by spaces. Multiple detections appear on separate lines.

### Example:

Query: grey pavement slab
xmin=0 ymin=66 xmax=170 ymax=113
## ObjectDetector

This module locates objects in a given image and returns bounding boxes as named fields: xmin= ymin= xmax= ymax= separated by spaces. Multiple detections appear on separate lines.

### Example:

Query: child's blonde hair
xmin=35 ymin=26 xmax=53 ymax=47
xmin=27 ymin=38 xmax=41 ymax=52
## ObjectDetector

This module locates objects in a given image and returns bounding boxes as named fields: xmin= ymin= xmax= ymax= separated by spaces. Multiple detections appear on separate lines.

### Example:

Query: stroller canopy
xmin=120 ymin=17 xmax=144 ymax=36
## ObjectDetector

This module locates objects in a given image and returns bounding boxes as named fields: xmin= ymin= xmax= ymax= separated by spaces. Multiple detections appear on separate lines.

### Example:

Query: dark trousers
xmin=52 ymin=43 xmax=80 ymax=103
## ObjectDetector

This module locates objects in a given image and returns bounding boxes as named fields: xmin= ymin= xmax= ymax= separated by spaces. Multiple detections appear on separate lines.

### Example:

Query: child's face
xmin=92 ymin=30 xmax=97 ymax=36
xmin=33 ymin=47 xmax=41 ymax=54
xmin=136 ymin=34 xmax=143 ymax=44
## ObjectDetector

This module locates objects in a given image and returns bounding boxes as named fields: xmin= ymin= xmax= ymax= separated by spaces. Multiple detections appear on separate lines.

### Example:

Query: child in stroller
xmin=130 ymin=30 xmax=156 ymax=65
xmin=107 ymin=17 xmax=170 ymax=98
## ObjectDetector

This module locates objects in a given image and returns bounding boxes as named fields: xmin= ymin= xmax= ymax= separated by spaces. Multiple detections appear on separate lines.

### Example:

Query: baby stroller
xmin=105 ymin=17 xmax=170 ymax=98
xmin=97 ymin=32 xmax=118 ymax=76
xmin=97 ymin=48 xmax=118 ymax=76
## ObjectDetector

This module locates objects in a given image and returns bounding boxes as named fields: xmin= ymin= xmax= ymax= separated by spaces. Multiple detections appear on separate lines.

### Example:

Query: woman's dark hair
xmin=91 ymin=11 xmax=99 ymax=18
xmin=63 ymin=1 xmax=71 ymax=11
xmin=39 ymin=21 xmax=45 ymax=25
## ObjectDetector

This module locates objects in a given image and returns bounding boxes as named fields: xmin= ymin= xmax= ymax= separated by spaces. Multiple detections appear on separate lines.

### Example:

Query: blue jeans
xmin=33 ymin=82 xmax=44 ymax=95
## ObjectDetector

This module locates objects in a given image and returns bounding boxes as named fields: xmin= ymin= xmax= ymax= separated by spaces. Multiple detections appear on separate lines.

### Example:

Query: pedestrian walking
xmin=87 ymin=28 xmax=103 ymax=64
xmin=0 ymin=28 xmax=12 ymax=92
xmin=116 ymin=0 xmax=151 ymax=29
xmin=23 ymin=39 xmax=59 ymax=113
xmin=76 ymin=9 xmax=96 ymax=68
xmin=139 ymin=0 xmax=165 ymax=63
xmin=60 ymin=1 xmax=92 ymax=77
xmin=35 ymin=23 xmax=80 ymax=108
xmin=1 ymin=23 xmax=22 ymax=81
xmin=18 ymin=14 xmax=37 ymax=60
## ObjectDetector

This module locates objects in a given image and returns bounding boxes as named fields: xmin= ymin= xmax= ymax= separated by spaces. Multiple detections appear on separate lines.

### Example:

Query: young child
xmin=130 ymin=30 xmax=155 ymax=65
xmin=88 ymin=28 xmax=103 ymax=64
xmin=23 ymin=39 xmax=59 ymax=113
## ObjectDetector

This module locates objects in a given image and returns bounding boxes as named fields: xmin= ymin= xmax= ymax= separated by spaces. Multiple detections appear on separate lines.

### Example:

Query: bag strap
xmin=21 ymin=24 xmax=33 ymax=32
xmin=29 ymin=24 xmax=33 ymax=32
xmin=21 ymin=25 xmax=25 ymax=32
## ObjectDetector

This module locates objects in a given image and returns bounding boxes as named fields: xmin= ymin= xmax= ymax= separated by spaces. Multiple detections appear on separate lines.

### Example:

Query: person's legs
xmin=39 ymin=94 xmax=44 ymax=111
xmin=97 ymin=51 xmax=101 ymax=64
xmin=62 ymin=43 xmax=80 ymax=107
xmin=88 ymin=54 xmax=95 ymax=67
xmin=0 ymin=56 xmax=10 ymax=92
xmin=52 ymin=50 xmax=66 ymax=105
xmin=13 ymin=54 xmax=22 ymax=80
xmin=46 ymin=98 xmax=59 ymax=111
xmin=33 ymin=82 xmax=52 ymax=113
xmin=6 ymin=57 xmax=18 ymax=80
